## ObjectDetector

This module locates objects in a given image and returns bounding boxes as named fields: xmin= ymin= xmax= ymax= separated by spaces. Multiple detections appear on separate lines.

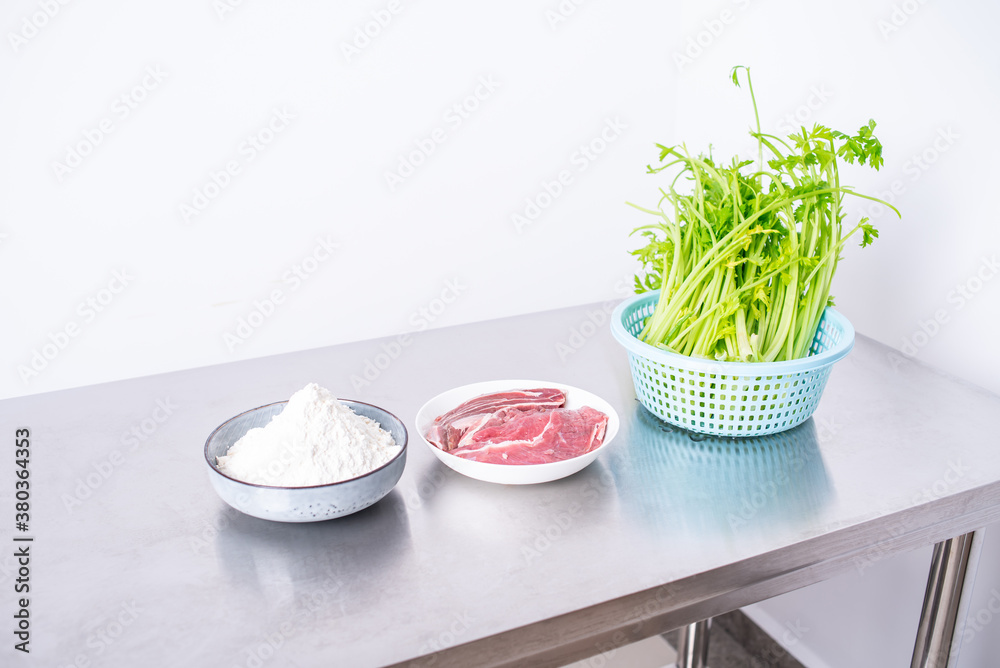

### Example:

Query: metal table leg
xmin=677 ymin=618 xmax=711 ymax=668
xmin=911 ymin=530 xmax=985 ymax=668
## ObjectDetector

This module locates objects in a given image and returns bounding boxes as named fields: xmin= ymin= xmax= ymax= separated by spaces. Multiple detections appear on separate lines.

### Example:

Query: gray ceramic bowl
xmin=204 ymin=400 xmax=407 ymax=522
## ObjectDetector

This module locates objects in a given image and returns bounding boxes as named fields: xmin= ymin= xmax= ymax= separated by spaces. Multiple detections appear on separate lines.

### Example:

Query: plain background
xmin=2 ymin=0 xmax=998 ymax=666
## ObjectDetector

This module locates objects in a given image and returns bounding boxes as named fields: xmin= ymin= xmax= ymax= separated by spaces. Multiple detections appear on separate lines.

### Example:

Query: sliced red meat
xmin=427 ymin=388 xmax=566 ymax=451
xmin=448 ymin=406 xmax=608 ymax=465
xmin=433 ymin=388 xmax=566 ymax=424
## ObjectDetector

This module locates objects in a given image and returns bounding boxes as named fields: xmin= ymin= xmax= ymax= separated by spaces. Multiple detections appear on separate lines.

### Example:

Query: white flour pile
xmin=217 ymin=383 xmax=400 ymax=487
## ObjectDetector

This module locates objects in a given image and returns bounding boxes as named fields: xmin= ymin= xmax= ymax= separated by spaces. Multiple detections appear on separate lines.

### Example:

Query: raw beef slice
xmin=448 ymin=405 xmax=608 ymax=465
xmin=426 ymin=388 xmax=566 ymax=451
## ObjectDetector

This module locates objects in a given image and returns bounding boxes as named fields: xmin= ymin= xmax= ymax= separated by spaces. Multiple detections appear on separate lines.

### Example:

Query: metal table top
xmin=5 ymin=301 xmax=1000 ymax=667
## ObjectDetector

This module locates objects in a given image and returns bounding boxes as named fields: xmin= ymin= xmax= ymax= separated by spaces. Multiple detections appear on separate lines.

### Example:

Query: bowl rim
xmin=610 ymin=292 xmax=855 ymax=375
xmin=414 ymin=379 xmax=620 ymax=473
xmin=204 ymin=399 xmax=408 ymax=490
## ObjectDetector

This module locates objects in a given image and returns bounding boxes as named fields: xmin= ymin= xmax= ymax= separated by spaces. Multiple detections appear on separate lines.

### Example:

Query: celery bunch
xmin=629 ymin=67 xmax=900 ymax=362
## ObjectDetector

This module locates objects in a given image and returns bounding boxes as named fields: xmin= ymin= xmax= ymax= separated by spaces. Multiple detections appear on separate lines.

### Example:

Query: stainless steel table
xmin=4 ymin=302 xmax=1000 ymax=667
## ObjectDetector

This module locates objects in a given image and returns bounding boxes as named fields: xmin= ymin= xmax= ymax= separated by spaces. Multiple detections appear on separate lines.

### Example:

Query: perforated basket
xmin=611 ymin=292 xmax=855 ymax=437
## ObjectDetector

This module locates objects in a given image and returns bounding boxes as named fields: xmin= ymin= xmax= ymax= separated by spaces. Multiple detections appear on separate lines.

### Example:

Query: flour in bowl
xmin=216 ymin=383 xmax=401 ymax=487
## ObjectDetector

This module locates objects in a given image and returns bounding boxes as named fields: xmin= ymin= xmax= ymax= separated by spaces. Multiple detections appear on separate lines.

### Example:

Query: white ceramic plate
xmin=415 ymin=380 xmax=620 ymax=485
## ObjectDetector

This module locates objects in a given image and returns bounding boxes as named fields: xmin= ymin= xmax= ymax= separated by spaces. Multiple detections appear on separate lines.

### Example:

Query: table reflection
xmin=611 ymin=403 xmax=833 ymax=540
xmin=213 ymin=490 xmax=412 ymax=614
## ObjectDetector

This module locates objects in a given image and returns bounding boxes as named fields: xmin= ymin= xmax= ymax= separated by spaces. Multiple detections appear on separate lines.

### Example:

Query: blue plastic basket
xmin=611 ymin=292 xmax=855 ymax=437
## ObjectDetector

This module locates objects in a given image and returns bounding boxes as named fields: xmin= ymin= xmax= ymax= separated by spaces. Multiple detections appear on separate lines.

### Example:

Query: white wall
xmin=1 ymin=0 xmax=676 ymax=399
xmin=3 ymin=1 xmax=999 ymax=666
xmin=5 ymin=1 xmax=997 ymax=403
